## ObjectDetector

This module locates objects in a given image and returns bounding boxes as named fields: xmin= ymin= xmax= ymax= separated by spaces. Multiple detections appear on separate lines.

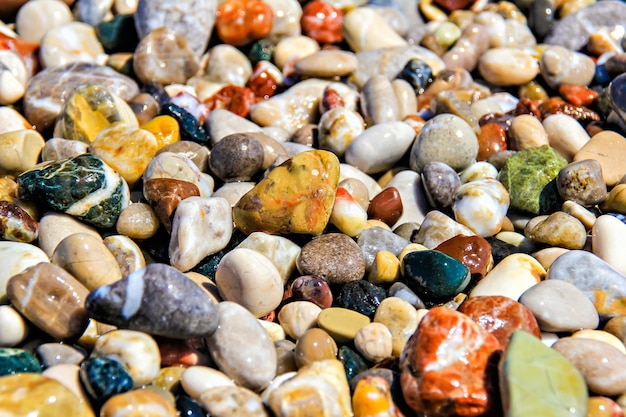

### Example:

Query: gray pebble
xmin=421 ymin=161 xmax=461 ymax=208
xmin=36 ymin=343 xmax=86 ymax=368
xmin=209 ymin=133 xmax=265 ymax=182
xmin=297 ymin=233 xmax=366 ymax=284
xmin=357 ymin=226 xmax=410 ymax=271
xmin=360 ymin=75 xmax=399 ymax=126
xmin=540 ymin=45 xmax=596 ymax=89
xmin=557 ymin=159 xmax=607 ymax=206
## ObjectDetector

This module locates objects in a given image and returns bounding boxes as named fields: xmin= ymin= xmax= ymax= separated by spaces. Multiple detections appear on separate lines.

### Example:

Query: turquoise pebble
xmin=338 ymin=345 xmax=368 ymax=383
xmin=0 ymin=348 xmax=42 ymax=376
xmin=80 ymin=356 xmax=133 ymax=403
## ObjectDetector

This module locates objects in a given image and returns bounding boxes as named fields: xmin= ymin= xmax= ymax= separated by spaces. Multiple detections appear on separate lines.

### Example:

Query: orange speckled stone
xmin=458 ymin=295 xmax=542 ymax=349
xmin=434 ymin=234 xmax=493 ymax=280
xmin=301 ymin=1 xmax=343 ymax=45
xmin=400 ymin=306 xmax=501 ymax=417
xmin=216 ymin=0 xmax=274 ymax=46
xmin=559 ymin=85 xmax=599 ymax=107
xmin=477 ymin=122 xmax=507 ymax=161
xmin=204 ymin=85 xmax=256 ymax=118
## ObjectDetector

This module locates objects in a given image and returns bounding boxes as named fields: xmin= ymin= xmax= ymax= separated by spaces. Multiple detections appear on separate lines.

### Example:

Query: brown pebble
xmin=143 ymin=178 xmax=200 ymax=232
xmin=367 ymin=187 xmax=403 ymax=227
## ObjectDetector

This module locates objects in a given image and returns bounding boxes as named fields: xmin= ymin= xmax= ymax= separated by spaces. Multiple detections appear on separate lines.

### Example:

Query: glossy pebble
xmin=99 ymin=388 xmax=177 ymax=417
xmin=470 ymin=254 xmax=546 ymax=300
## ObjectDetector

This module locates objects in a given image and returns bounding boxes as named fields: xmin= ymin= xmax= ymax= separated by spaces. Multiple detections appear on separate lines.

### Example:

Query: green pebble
xmin=0 ymin=348 xmax=42 ymax=376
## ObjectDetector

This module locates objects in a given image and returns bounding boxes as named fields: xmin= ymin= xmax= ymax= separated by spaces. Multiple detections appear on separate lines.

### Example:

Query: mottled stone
xmin=205 ymin=302 xmax=276 ymax=391
xmin=336 ymin=280 xmax=386 ymax=318
xmin=143 ymin=178 xmax=200 ymax=232
xmin=421 ymin=162 xmax=461 ymax=209
xmin=453 ymin=178 xmax=510 ymax=238
xmin=400 ymin=307 xmax=501 ymax=417
xmin=0 ymin=200 xmax=38 ymax=243
xmin=39 ymin=21 xmax=105 ymax=69
xmin=297 ymin=233 xmax=365 ymax=285
xmin=338 ymin=345 xmax=368 ymax=383
xmin=86 ymin=263 xmax=219 ymax=338
xmin=525 ymin=211 xmax=587 ymax=249
xmin=0 ymin=348 xmax=42 ymax=376
xmin=17 ymin=153 xmax=130 ymax=229
xmin=80 ymin=356 xmax=133 ymax=403
xmin=413 ymin=210 xmax=475 ymax=249
xmin=500 ymin=330 xmax=587 ymax=417
xmin=198 ymin=385 xmax=268 ymax=417
xmin=498 ymin=145 xmax=567 ymax=215
xmin=470 ymin=253 xmax=546 ymax=300
xmin=160 ymin=103 xmax=209 ymax=146
xmin=24 ymin=62 xmax=139 ymax=133
xmin=557 ymin=159 xmax=607 ymax=206
xmin=209 ymin=133 xmax=265 ymax=182
xmin=144 ymin=151 xmax=212 ymax=198
xmin=548 ymin=250 xmax=626 ymax=318
xmin=233 ymin=150 xmax=339 ymax=235
xmin=0 ymin=373 xmax=94 ymax=417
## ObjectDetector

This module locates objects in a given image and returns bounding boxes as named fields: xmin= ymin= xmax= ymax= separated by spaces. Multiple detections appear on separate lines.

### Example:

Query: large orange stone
xmin=233 ymin=150 xmax=339 ymax=235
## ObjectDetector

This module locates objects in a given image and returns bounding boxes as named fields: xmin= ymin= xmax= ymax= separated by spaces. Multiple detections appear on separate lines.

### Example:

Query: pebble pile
xmin=0 ymin=0 xmax=625 ymax=416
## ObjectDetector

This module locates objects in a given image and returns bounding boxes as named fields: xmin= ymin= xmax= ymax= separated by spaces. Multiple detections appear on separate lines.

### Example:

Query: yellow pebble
xmin=363 ymin=219 xmax=391 ymax=231
xmin=368 ymin=250 xmax=400 ymax=285
xmin=601 ymin=184 xmax=626 ymax=214
xmin=352 ymin=376 xmax=396 ymax=417
xmin=0 ymin=177 xmax=17 ymax=201
xmin=317 ymin=307 xmax=370 ymax=345
xmin=398 ymin=243 xmax=428 ymax=263
xmin=571 ymin=329 xmax=626 ymax=354
xmin=141 ymin=115 xmax=180 ymax=150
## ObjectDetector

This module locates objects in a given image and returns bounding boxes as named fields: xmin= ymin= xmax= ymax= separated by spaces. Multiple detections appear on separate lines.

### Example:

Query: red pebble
xmin=476 ymin=122 xmax=508 ymax=161
xmin=249 ymin=61 xmax=282 ymax=100
xmin=320 ymin=87 xmax=345 ymax=112
xmin=157 ymin=337 xmax=211 ymax=367
xmin=216 ymin=0 xmax=274 ymax=46
xmin=434 ymin=0 xmax=475 ymax=12
xmin=289 ymin=275 xmax=333 ymax=309
xmin=434 ymin=234 xmax=493 ymax=280
xmin=400 ymin=307 xmax=501 ymax=417
xmin=367 ymin=186 xmax=403 ymax=227
xmin=204 ymin=85 xmax=256 ymax=118
xmin=301 ymin=0 xmax=343 ymax=44
xmin=458 ymin=295 xmax=542 ymax=349
xmin=559 ymin=84 xmax=599 ymax=107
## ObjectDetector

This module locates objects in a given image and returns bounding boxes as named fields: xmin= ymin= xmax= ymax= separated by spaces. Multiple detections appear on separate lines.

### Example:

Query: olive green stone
xmin=498 ymin=145 xmax=567 ymax=214
xmin=500 ymin=330 xmax=588 ymax=417
xmin=0 ymin=348 xmax=42 ymax=376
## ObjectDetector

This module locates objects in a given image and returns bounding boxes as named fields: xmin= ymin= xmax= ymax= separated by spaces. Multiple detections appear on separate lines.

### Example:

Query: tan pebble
xmin=116 ymin=202 xmax=160 ymax=240
xmin=115 ymin=0 xmax=138 ymax=14
xmin=181 ymin=366 xmax=235 ymax=400
xmin=100 ymin=388 xmax=177 ymax=417
xmin=526 ymin=211 xmax=587 ymax=250
xmin=392 ymin=79 xmax=418 ymax=120
xmin=604 ymin=316 xmax=626 ymax=345
xmin=273 ymin=35 xmax=320 ymax=70
xmin=543 ymin=114 xmax=590 ymax=162
xmin=0 ymin=107 xmax=34 ymax=135
xmin=574 ymin=131 xmax=626 ymax=187
xmin=92 ymin=329 xmax=161 ymax=387
xmin=198 ymin=385 xmax=268 ymax=417
xmin=152 ymin=366 xmax=186 ymax=393
xmin=359 ymin=75 xmax=400 ymax=126
xmin=203 ymin=44 xmax=252 ymax=87
xmin=277 ymin=300 xmax=322 ymax=340
xmin=40 ymin=22 xmax=106 ymax=69
xmin=103 ymin=234 xmax=146 ymax=276
xmin=317 ymin=307 xmax=370 ymax=345
xmin=602 ymin=184 xmax=626 ymax=214
xmin=532 ymin=247 xmax=569 ymax=271
xmin=593 ymin=215 xmax=626 ymax=276
xmin=294 ymin=50 xmax=358 ymax=78
xmin=0 ymin=241 xmax=49 ymax=299
xmin=52 ymin=233 xmax=122 ymax=290
xmin=353 ymin=322 xmax=393 ymax=363
xmin=41 ymin=138 xmax=90 ymax=162
xmin=0 ymin=129 xmax=44 ymax=175
xmin=562 ymin=200 xmax=597 ymax=230
xmin=373 ymin=297 xmax=420 ymax=357
xmin=38 ymin=212 xmax=101 ymax=258
xmin=259 ymin=319 xmax=286 ymax=342
xmin=478 ymin=47 xmax=539 ymax=86
xmin=42 ymin=364 xmax=89 ymax=404
xmin=572 ymin=329 xmax=626 ymax=354
xmin=16 ymin=0 xmax=74 ymax=43
xmin=342 ymin=7 xmax=407 ymax=52
xmin=0 ymin=305 xmax=28 ymax=347
xmin=0 ymin=50 xmax=27 ymax=105
xmin=508 ymin=114 xmax=549 ymax=150
xmin=294 ymin=327 xmax=338 ymax=368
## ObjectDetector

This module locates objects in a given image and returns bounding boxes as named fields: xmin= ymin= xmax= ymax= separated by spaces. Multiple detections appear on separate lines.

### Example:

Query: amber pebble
xmin=204 ymin=85 xmax=256 ymax=118
xmin=7 ymin=262 xmax=89 ymax=341
xmin=116 ymin=202 xmax=160 ymax=240
xmin=143 ymin=178 xmax=200 ymax=232
xmin=301 ymin=1 xmax=343 ymax=45
xmin=216 ymin=0 xmax=274 ymax=46
xmin=0 ymin=373 xmax=94 ymax=417
xmin=434 ymin=234 xmax=493 ymax=280
xmin=587 ymin=396 xmax=624 ymax=417
xmin=539 ymin=97 xmax=600 ymax=123
xmin=559 ymin=84 xmax=599 ymax=107
xmin=288 ymin=275 xmax=333 ymax=309
xmin=367 ymin=187 xmax=403 ymax=227
xmin=458 ymin=295 xmax=541 ymax=348
xmin=100 ymin=388 xmax=177 ymax=417
xmin=0 ymin=200 xmax=38 ymax=243
xmin=141 ymin=115 xmax=180 ymax=150
xmin=129 ymin=93 xmax=160 ymax=126
xmin=294 ymin=328 xmax=338 ymax=368
xmin=249 ymin=61 xmax=283 ymax=100
xmin=477 ymin=122 xmax=508 ymax=161
xmin=157 ymin=337 xmax=211 ymax=368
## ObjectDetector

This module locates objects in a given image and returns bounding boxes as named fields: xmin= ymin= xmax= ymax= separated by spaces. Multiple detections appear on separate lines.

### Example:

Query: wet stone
xmin=99 ymin=388 xmax=177 ymax=417
xmin=336 ymin=280 xmax=386 ymax=318
xmin=435 ymin=234 xmax=493 ymax=280
xmin=79 ymin=356 xmax=133 ymax=404
xmin=287 ymin=275 xmax=333 ymax=309
xmin=36 ymin=343 xmax=86 ymax=368
xmin=0 ymin=348 xmax=42 ymax=376
xmin=297 ymin=233 xmax=366 ymax=285
xmin=557 ymin=159 xmax=607 ymax=206
xmin=294 ymin=327 xmax=338 ymax=368
xmin=421 ymin=161 xmax=461 ymax=209
xmin=143 ymin=178 xmax=200 ymax=232
xmin=85 ymin=263 xmax=219 ymax=338
xmin=0 ymin=200 xmax=38 ymax=243
xmin=357 ymin=226 xmax=410 ymax=271
xmin=160 ymin=103 xmax=208 ymax=146
xmin=209 ymin=133 xmax=265 ymax=182
xmin=338 ymin=345 xmax=368 ymax=382
xmin=525 ymin=211 xmax=587 ymax=249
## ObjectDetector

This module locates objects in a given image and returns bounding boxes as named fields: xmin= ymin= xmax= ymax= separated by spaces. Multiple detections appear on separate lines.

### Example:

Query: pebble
xmin=116 ymin=202 xmax=160 ymax=240
xmin=297 ymin=233 xmax=365 ymax=284
xmin=357 ymin=226 xmax=410 ymax=271
xmin=592 ymin=215 xmax=626 ymax=276
xmin=359 ymin=75 xmax=399 ymax=126
xmin=574 ymin=130 xmax=626 ymax=187
xmin=572 ymin=329 xmax=626 ymax=354
xmin=413 ymin=209 xmax=475 ymax=249
xmin=557 ymin=159 xmax=607 ymax=206
xmin=237 ymin=232 xmax=300 ymax=283
xmin=15 ymin=0 xmax=74 ymax=43
xmin=198 ymin=385 xmax=267 ymax=417
xmin=540 ymin=45 xmax=596 ymax=89
xmin=277 ymin=300 xmax=321 ymax=340
xmin=478 ymin=47 xmax=539 ymax=86
xmin=543 ymin=114 xmax=590 ymax=162
xmin=143 ymin=151 xmax=212 ymax=198
xmin=37 ymin=212 xmax=100 ymax=258
xmin=519 ymin=279 xmax=599 ymax=332
xmin=373 ymin=297 xmax=420 ymax=357
xmin=525 ymin=211 xmax=587 ymax=249
xmin=0 ymin=50 xmax=27 ymax=105
xmin=508 ymin=113 xmax=548 ymax=150
xmin=421 ymin=161 xmax=461 ymax=208
xmin=205 ymin=301 xmax=276 ymax=392
xmin=0 ymin=200 xmax=38 ymax=243
xmin=294 ymin=50 xmax=357 ymax=78
xmin=0 ymin=305 xmax=27 ymax=347
xmin=342 ymin=7 xmax=407 ymax=52
xmin=99 ymin=388 xmax=177 ymax=417
xmin=353 ymin=322 xmax=393 ymax=363
xmin=39 ymin=21 xmax=106 ymax=69
xmin=383 ymin=170 xmax=430 ymax=227
xmin=452 ymin=178 xmax=510 ymax=237
xmin=294 ymin=327 xmax=338 ymax=368
xmin=470 ymin=253 xmax=546 ymax=300
xmin=79 ymin=356 xmax=133 ymax=403
xmin=317 ymin=307 xmax=370 ymax=345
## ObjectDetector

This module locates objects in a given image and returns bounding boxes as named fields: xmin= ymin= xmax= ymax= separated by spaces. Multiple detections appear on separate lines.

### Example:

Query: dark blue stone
xmin=336 ymin=280 xmax=386 ymax=318
xmin=0 ymin=348 xmax=42 ymax=376
xmin=161 ymin=103 xmax=209 ymax=145
xmin=142 ymin=81 xmax=170 ymax=106
xmin=401 ymin=250 xmax=470 ymax=304
xmin=337 ymin=346 xmax=368 ymax=382
xmin=176 ymin=395 xmax=206 ymax=417
xmin=397 ymin=58 xmax=433 ymax=95
xmin=594 ymin=64 xmax=612 ymax=87
xmin=80 ymin=357 xmax=133 ymax=403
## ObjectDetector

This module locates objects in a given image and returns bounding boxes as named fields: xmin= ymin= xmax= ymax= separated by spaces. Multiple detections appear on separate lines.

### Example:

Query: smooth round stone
xmin=525 ymin=211 xmax=587 ymax=249
xmin=478 ymin=47 xmax=539 ymax=86
xmin=0 ymin=373 xmax=94 ymax=417
xmin=80 ymin=356 xmax=133 ymax=403
xmin=402 ymin=249 xmax=470 ymax=304
xmin=36 ymin=343 xmax=85 ymax=368
xmin=359 ymin=75 xmax=399 ymax=126
xmin=353 ymin=322 xmax=393 ymax=363
xmin=175 ymin=395 xmax=204 ymax=417
xmin=317 ymin=307 xmax=371 ymax=345
xmin=318 ymin=108 xmax=365 ymax=158
xmin=342 ymin=7 xmax=407 ymax=52
xmin=368 ymin=249 xmax=401 ymax=285
xmin=434 ymin=234 xmax=493 ymax=280
xmin=116 ymin=202 xmax=160 ymax=240
xmin=508 ymin=114 xmax=549 ymax=150
xmin=277 ymin=300 xmax=322 ymax=340
xmin=0 ymin=242 xmax=48 ymax=298
xmin=470 ymin=253 xmax=546 ymax=300
xmin=37 ymin=214 xmax=96 ymax=259
xmin=143 ymin=151 xmax=212 ymax=198
xmin=532 ymin=246 xmax=570 ymax=271
xmin=42 ymin=363 xmax=89 ymax=405
xmin=41 ymin=137 xmax=90 ymax=161
xmin=562 ymin=200 xmax=597 ymax=230
xmin=572 ymin=329 xmax=626 ymax=354
xmin=7 ymin=262 xmax=89 ymax=341
xmin=206 ymin=109 xmax=262 ymax=145
xmin=205 ymin=301 xmax=276 ymax=392
xmin=410 ymin=113 xmax=478 ymax=173
xmin=294 ymin=50 xmax=357 ymax=78
xmin=15 ymin=0 xmax=74 ymax=43
xmin=382 ymin=170 xmax=430 ymax=228
xmin=297 ymin=233 xmax=366 ymax=284
xmin=587 ymin=396 xmax=623 ymax=417
xmin=236 ymin=232 xmax=301 ymax=284
xmin=294 ymin=327 xmax=338 ymax=368
xmin=133 ymin=27 xmax=199 ymax=85
xmin=519 ymin=279 xmax=599 ymax=332
xmin=548 ymin=250 xmax=626 ymax=318
xmin=180 ymin=366 xmax=235 ymax=400
xmin=593 ymin=215 xmax=626 ymax=276
xmin=86 ymin=263 xmax=219 ymax=338
xmin=211 ymin=182 xmax=255 ymax=207
xmin=209 ymin=133 xmax=264 ymax=182
xmin=540 ymin=46 xmax=596 ymax=89
xmin=459 ymin=161 xmax=499 ymax=184
xmin=215 ymin=248 xmax=283 ymax=318
xmin=367 ymin=187 xmax=403 ymax=226
xmin=340 ymin=163 xmax=382 ymax=201
xmin=557 ymin=159 xmax=607 ymax=206
xmin=345 ymin=121 xmax=415 ymax=174
xmin=0 ymin=305 xmax=27 ymax=347
xmin=0 ymin=129 xmax=44 ymax=175
xmin=543 ymin=114 xmax=590 ymax=162
xmin=392 ymin=78 xmax=418 ymax=120
xmin=198 ymin=385 xmax=267 ymax=417
xmin=287 ymin=275 xmax=333 ymax=308
xmin=52 ymin=232 xmax=122 ymax=291
xmin=143 ymin=116 xmax=182 ymax=152
xmin=103 ymin=234 xmax=145 ymax=277
xmin=604 ymin=316 xmax=626 ymax=346
xmin=459 ymin=296 xmax=541 ymax=348
xmin=0 ymin=107 xmax=32 ymax=136
xmin=336 ymin=280 xmax=386 ymax=318
xmin=553 ymin=337 xmax=626 ymax=396
xmin=500 ymin=330 xmax=588 ymax=417
xmin=0 ymin=51 xmax=27 ymax=105
xmin=413 ymin=209 xmax=475 ymax=249
xmin=0 ymin=347 xmax=41 ymax=375
xmin=100 ymin=388 xmax=177 ymax=417
xmin=452 ymin=178 xmax=510 ymax=238
xmin=39 ymin=21 xmax=106 ymax=69
xmin=91 ymin=329 xmax=160 ymax=387
xmin=575 ymin=131 xmax=626 ymax=188
xmin=331 ymin=187 xmax=367 ymax=237
xmin=421 ymin=161 xmax=461 ymax=208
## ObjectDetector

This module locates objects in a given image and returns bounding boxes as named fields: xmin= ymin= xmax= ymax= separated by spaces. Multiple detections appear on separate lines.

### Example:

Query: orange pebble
xmin=204 ymin=85 xmax=256 ymax=118
xmin=216 ymin=0 xmax=274 ymax=46
xmin=477 ymin=122 xmax=507 ymax=161
xmin=301 ymin=0 xmax=343 ymax=44
xmin=352 ymin=375 xmax=402 ymax=417
xmin=559 ymin=84 xmax=599 ymax=107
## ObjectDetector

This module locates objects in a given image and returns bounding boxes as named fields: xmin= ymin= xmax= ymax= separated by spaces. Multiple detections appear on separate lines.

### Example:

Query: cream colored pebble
xmin=354 ymin=322 xmax=393 ymax=363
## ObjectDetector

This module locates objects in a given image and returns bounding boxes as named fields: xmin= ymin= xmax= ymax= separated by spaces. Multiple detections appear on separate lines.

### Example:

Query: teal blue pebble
xmin=0 ymin=348 xmax=42 ymax=376
xmin=79 ymin=356 xmax=133 ymax=403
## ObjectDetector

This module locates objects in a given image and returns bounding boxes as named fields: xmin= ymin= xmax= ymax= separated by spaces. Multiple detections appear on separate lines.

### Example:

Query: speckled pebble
xmin=297 ymin=233 xmax=366 ymax=284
